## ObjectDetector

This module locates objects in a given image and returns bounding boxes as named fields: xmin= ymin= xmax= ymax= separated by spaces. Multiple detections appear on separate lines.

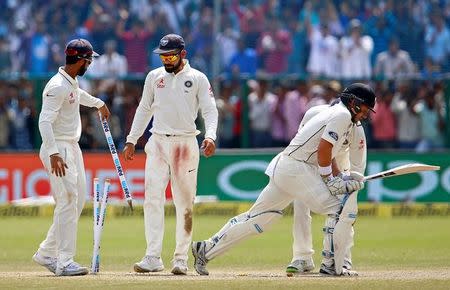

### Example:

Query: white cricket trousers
xmin=144 ymin=134 xmax=199 ymax=261
xmin=205 ymin=154 xmax=342 ymax=260
xmin=38 ymin=141 xmax=86 ymax=267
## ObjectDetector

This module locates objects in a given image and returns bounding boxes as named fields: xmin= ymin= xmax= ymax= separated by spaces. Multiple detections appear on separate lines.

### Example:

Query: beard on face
xmin=164 ymin=58 xmax=181 ymax=73
xmin=77 ymin=66 xmax=88 ymax=76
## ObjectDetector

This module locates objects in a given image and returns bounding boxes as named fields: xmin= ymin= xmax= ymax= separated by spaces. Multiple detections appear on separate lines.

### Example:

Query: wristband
xmin=318 ymin=165 xmax=332 ymax=176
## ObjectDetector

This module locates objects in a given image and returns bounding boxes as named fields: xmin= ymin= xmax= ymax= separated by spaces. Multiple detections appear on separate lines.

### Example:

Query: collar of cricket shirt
xmin=58 ymin=67 xmax=78 ymax=87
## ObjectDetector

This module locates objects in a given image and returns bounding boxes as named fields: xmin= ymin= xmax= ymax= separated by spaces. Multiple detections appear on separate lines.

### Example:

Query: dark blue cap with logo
xmin=65 ymin=38 xmax=99 ymax=60
xmin=153 ymin=34 xmax=185 ymax=54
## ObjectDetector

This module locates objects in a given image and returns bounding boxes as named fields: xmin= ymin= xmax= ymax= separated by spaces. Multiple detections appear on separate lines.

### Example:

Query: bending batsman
xmin=192 ymin=83 xmax=376 ymax=276
xmin=123 ymin=34 xmax=218 ymax=275
xmin=285 ymin=101 xmax=367 ymax=276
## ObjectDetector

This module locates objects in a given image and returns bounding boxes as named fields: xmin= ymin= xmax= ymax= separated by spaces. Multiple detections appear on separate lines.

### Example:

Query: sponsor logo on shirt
xmin=328 ymin=131 xmax=338 ymax=141
xmin=358 ymin=139 xmax=365 ymax=150
xmin=184 ymin=80 xmax=192 ymax=87
xmin=157 ymin=78 xmax=165 ymax=88
xmin=69 ymin=92 xmax=75 ymax=104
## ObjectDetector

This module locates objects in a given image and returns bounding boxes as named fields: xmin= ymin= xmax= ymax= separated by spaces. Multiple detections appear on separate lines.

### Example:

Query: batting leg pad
xmin=321 ymin=213 xmax=338 ymax=267
xmin=337 ymin=192 xmax=358 ymax=272
xmin=204 ymin=210 xmax=283 ymax=260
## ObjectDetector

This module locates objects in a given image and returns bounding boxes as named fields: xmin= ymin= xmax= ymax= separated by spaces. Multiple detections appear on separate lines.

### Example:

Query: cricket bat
xmin=363 ymin=163 xmax=440 ymax=181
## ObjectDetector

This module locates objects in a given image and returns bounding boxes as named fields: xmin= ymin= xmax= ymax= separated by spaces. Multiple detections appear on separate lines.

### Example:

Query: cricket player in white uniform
xmin=33 ymin=39 xmax=110 ymax=276
xmin=285 ymin=102 xmax=367 ymax=276
xmin=192 ymin=83 xmax=376 ymax=276
xmin=123 ymin=34 xmax=218 ymax=275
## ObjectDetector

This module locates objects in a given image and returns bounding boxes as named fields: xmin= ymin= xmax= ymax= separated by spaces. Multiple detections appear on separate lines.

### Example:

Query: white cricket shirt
xmin=39 ymin=67 xmax=105 ymax=156
xmin=283 ymin=102 xmax=353 ymax=166
xmin=296 ymin=103 xmax=366 ymax=173
xmin=126 ymin=60 xmax=218 ymax=144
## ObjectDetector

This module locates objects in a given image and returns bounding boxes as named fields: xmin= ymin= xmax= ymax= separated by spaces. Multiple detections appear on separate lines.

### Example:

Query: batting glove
xmin=323 ymin=175 xmax=364 ymax=196
xmin=339 ymin=171 xmax=365 ymax=182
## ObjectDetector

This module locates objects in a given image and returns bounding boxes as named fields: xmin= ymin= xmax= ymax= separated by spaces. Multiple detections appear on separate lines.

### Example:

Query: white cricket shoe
xmin=55 ymin=262 xmax=88 ymax=276
xmin=134 ymin=255 xmax=164 ymax=273
xmin=319 ymin=263 xmax=358 ymax=277
xmin=171 ymin=258 xmax=188 ymax=275
xmin=191 ymin=241 xmax=209 ymax=275
xmin=286 ymin=258 xmax=315 ymax=276
xmin=32 ymin=251 xmax=57 ymax=274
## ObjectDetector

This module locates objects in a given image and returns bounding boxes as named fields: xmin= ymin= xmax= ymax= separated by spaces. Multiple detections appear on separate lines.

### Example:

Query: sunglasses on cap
xmin=159 ymin=54 xmax=179 ymax=62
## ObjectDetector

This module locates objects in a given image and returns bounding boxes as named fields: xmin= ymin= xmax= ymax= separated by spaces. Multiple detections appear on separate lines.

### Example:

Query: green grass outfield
xmin=1 ymin=214 xmax=450 ymax=289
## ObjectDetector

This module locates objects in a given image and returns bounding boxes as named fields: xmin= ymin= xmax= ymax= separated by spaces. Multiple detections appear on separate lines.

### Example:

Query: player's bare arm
xmin=98 ymin=104 xmax=111 ymax=120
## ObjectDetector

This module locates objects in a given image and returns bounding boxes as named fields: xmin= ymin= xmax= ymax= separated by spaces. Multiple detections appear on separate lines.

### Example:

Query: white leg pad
xmin=334 ymin=193 xmax=358 ymax=274
xmin=205 ymin=210 xmax=283 ymax=260
xmin=321 ymin=214 xmax=338 ymax=267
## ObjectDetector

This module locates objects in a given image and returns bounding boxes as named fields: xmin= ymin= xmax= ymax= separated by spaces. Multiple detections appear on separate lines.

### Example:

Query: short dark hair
xmin=66 ymin=55 xmax=80 ymax=65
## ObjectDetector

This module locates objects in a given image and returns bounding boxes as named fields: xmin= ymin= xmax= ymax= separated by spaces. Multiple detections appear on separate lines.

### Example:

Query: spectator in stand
xmin=231 ymin=0 xmax=272 ymax=48
xmin=366 ymin=14 xmax=395 ymax=65
xmin=390 ymin=84 xmax=421 ymax=149
xmin=286 ymin=80 xmax=309 ymax=139
xmin=0 ymin=94 xmax=10 ymax=149
xmin=371 ymin=89 xmax=397 ymax=148
xmin=425 ymin=13 xmax=450 ymax=72
xmin=306 ymin=84 xmax=326 ymax=109
xmin=116 ymin=17 xmax=152 ymax=74
xmin=216 ymin=81 xmax=239 ymax=148
xmin=9 ymin=96 xmax=34 ymax=150
xmin=256 ymin=17 xmax=292 ymax=74
xmin=340 ymin=19 xmax=373 ymax=80
xmin=395 ymin=2 xmax=424 ymax=68
xmin=88 ymin=40 xmax=128 ymax=78
xmin=306 ymin=22 xmax=339 ymax=78
xmin=286 ymin=16 xmax=308 ymax=75
xmin=374 ymin=38 xmax=415 ymax=79
xmin=227 ymin=37 xmax=257 ymax=78
xmin=0 ymin=35 xmax=11 ymax=74
xmin=20 ymin=18 xmax=57 ymax=74
xmin=415 ymin=90 xmax=446 ymax=152
xmin=270 ymin=81 xmax=291 ymax=147
xmin=248 ymin=78 xmax=275 ymax=148
xmin=89 ymin=13 xmax=116 ymax=56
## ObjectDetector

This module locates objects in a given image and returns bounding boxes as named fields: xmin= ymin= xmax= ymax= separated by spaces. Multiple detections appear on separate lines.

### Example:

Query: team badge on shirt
xmin=157 ymin=78 xmax=165 ymax=88
xmin=69 ymin=92 xmax=75 ymax=104
xmin=184 ymin=80 xmax=192 ymax=87
xmin=328 ymin=131 xmax=338 ymax=141
xmin=358 ymin=139 xmax=365 ymax=150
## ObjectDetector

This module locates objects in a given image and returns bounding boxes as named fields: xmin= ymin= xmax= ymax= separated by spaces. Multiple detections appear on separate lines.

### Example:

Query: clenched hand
xmin=201 ymin=138 xmax=216 ymax=158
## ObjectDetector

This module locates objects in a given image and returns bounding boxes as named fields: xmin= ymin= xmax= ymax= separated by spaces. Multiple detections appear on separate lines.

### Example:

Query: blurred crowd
xmin=0 ymin=0 xmax=449 ymax=77
xmin=0 ymin=0 xmax=448 ymax=151
xmin=0 ymin=77 xmax=446 ymax=152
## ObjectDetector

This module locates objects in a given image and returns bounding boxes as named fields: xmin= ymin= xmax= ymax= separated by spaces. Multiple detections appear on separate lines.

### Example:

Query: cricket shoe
xmin=32 ymin=251 xmax=57 ymax=274
xmin=286 ymin=258 xmax=315 ymax=276
xmin=191 ymin=241 xmax=209 ymax=275
xmin=319 ymin=263 xmax=358 ymax=277
xmin=134 ymin=255 xmax=164 ymax=273
xmin=55 ymin=262 xmax=88 ymax=276
xmin=171 ymin=258 xmax=188 ymax=275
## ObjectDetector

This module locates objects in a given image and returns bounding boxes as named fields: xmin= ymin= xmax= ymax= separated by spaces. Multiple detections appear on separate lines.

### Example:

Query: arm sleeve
xmin=321 ymin=112 xmax=350 ymax=146
xmin=38 ymin=86 xmax=65 ymax=156
xmin=349 ymin=125 xmax=367 ymax=174
xmin=79 ymin=89 xmax=105 ymax=108
xmin=126 ymin=73 xmax=155 ymax=145
xmin=198 ymin=73 xmax=218 ymax=140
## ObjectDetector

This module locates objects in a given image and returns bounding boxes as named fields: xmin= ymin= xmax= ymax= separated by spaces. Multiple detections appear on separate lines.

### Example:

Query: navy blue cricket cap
xmin=153 ymin=34 xmax=185 ymax=54
xmin=65 ymin=38 xmax=99 ymax=60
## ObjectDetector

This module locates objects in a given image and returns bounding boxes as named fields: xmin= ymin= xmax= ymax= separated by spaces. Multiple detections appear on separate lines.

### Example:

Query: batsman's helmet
xmin=65 ymin=38 xmax=99 ymax=61
xmin=340 ymin=83 xmax=376 ymax=114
